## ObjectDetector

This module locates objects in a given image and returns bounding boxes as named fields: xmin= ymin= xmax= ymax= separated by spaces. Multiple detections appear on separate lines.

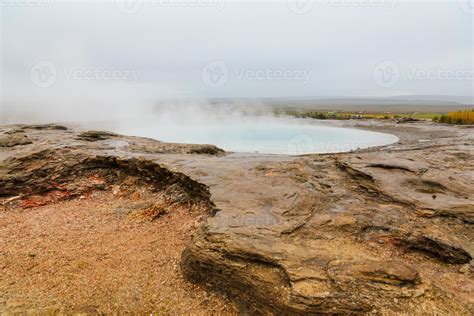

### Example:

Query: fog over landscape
xmin=0 ymin=0 xmax=472 ymax=124
xmin=1 ymin=1 xmax=474 ymax=314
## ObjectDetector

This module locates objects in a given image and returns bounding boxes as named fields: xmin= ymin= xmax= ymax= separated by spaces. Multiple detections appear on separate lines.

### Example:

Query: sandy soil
xmin=0 ymin=191 xmax=236 ymax=315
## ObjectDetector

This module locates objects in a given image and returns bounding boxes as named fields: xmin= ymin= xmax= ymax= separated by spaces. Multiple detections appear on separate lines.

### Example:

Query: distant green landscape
xmin=284 ymin=109 xmax=474 ymax=125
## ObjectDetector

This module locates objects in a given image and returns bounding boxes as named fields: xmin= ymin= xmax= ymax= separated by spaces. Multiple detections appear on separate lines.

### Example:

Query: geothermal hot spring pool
xmin=118 ymin=117 xmax=398 ymax=155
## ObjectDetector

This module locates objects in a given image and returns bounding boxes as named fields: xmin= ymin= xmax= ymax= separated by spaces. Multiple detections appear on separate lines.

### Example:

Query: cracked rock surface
xmin=178 ymin=121 xmax=473 ymax=315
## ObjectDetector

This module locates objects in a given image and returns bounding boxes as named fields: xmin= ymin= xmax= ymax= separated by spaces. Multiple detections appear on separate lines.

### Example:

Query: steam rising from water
xmin=0 ymin=95 xmax=398 ymax=155
xmin=104 ymin=102 xmax=399 ymax=155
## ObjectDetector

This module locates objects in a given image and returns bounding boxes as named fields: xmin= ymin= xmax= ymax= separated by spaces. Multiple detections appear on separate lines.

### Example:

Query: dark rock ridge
xmin=76 ymin=130 xmax=119 ymax=141
xmin=0 ymin=124 xmax=222 ymax=212
xmin=0 ymin=149 xmax=213 ymax=212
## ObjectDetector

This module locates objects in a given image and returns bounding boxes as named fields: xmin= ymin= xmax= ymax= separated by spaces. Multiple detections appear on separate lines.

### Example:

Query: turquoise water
xmin=118 ymin=117 xmax=398 ymax=155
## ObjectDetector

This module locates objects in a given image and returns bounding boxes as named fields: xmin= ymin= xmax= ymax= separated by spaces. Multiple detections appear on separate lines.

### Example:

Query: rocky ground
xmin=0 ymin=120 xmax=472 ymax=315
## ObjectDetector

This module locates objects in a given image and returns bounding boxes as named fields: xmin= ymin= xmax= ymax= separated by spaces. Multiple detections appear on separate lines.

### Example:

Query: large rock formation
xmin=182 ymin=127 xmax=473 ymax=314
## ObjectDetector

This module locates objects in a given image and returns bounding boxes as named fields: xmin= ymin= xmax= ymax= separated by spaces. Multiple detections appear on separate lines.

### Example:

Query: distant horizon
xmin=165 ymin=95 xmax=474 ymax=105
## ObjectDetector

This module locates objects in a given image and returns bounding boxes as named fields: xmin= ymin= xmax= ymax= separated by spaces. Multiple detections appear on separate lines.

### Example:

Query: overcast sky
xmin=0 ymin=0 xmax=472 ymax=121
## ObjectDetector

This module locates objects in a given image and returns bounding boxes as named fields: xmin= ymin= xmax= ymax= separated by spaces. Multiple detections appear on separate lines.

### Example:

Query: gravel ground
xmin=0 ymin=191 xmax=237 ymax=315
